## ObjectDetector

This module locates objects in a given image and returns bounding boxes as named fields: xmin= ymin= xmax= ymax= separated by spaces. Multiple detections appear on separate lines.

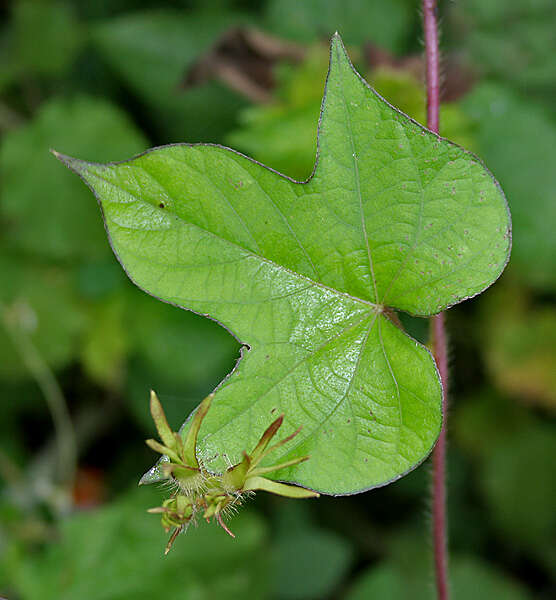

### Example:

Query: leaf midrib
xmin=267 ymin=311 xmax=381 ymax=469
xmin=334 ymin=43 xmax=379 ymax=303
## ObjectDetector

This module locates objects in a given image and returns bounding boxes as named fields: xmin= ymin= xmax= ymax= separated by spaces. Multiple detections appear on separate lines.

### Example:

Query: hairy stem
xmin=423 ymin=0 xmax=441 ymax=134
xmin=431 ymin=312 xmax=449 ymax=599
xmin=423 ymin=1 xmax=449 ymax=599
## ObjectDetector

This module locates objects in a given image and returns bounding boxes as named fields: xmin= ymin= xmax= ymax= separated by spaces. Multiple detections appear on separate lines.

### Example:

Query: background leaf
xmin=12 ymin=0 xmax=84 ymax=78
xmin=92 ymin=10 xmax=249 ymax=143
xmin=0 ymin=95 xmax=147 ymax=260
xmin=12 ymin=487 xmax=269 ymax=600
xmin=461 ymin=84 xmax=556 ymax=290
xmin=347 ymin=556 xmax=531 ymax=600
xmin=271 ymin=527 xmax=353 ymax=599
xmin=449 ymin=0 xmax=556 ymax=104
xmin=265 ymin=0 xmax=416 ymax=54
xmin=479 ymin=283 xmax=556 ymax=412
xmin=0 ymin=257 xmax=85 ymax=380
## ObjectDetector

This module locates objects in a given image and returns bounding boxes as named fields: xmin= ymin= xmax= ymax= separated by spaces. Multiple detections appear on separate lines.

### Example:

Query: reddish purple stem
xmin=423 ymin=0 xmax=441 ymax=135
xmin=431 ymin=313 xmax=449 ymax=600
xmin=423 ymin=1 xmax=449 ymax=599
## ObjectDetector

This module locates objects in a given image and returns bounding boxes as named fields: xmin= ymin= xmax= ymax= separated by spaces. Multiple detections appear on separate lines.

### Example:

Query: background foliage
xmin=1 ymin=0 xmax=555 ymax=598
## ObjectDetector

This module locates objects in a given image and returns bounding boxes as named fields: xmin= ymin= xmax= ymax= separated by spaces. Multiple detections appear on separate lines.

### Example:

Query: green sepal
xmin=144 ymin=393 xmax=318 ymax=551
xmin=149 ymin=494 xmax=195 ymax=532
xmin=222 ymin=452 xmax=250 ymax=491
xmin=248 ymin=414 xmax=284 ymax=465
xmin=243 ymin=476 xmax=319 ymax=499
xmin=264 ymin=426 xmax=304 ymax=459
xmin=173 ymin=432 xmax=185 ymax=460
xmin=149 ymin=390 xmax=176 ymax=450
xmin=202 ymin=492 xmax=228 ymax=519
xmin=182 ymin=394 xmax=213 ymax=468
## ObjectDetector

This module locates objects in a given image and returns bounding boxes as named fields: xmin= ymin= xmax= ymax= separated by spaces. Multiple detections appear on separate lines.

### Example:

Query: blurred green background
xmin=1 ymin=0 xmax=555 ymax=598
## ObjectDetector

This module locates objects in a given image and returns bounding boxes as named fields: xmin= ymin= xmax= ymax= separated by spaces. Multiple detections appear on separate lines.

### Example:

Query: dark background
xmin=1 ymin=0 xmax=555 ymax=598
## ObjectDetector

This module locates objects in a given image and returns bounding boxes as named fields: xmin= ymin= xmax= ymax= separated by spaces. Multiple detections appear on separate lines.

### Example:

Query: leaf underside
xmin=57 ymin=35 xmax=510 ymax=494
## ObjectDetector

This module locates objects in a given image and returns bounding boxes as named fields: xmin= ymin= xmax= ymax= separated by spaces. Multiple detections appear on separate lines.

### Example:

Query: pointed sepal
xmin=182 ymin=394 xmax=213 ymax=468
xmin=243 ymin=476 xmax=319 ymax=499
xmin=150 ymin=390 xmax=176 ymax=450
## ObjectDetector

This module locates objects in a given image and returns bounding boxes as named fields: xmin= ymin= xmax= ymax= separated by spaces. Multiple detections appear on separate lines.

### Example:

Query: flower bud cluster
xmin=146 ymin=391 xmax=319 ymax=553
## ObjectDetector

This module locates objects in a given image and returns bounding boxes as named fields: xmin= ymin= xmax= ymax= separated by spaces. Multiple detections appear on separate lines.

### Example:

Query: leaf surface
xmin=57 ymin=35 xmax=510 ymax=494
xmin=14 ymin=487 xmax=268 ymax=600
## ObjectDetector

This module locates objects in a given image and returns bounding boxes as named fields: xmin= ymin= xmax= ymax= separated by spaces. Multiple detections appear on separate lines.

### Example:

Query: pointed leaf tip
xmin=51 ymin=149 xmax=88 ymax=174
xmin=330 ymin=32 xmax=346 ymax=51
xmin=182 ymin=394 xmax=213 ymax=467
xmin=50 ymin=149 xmax=72 ymax=167
xmin=249 ymin=414 xmax=285 ymax=464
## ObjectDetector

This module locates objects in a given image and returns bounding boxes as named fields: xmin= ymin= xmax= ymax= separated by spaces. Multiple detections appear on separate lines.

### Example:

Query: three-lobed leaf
xmin=56 ymin=35 xmax=510 ymax=494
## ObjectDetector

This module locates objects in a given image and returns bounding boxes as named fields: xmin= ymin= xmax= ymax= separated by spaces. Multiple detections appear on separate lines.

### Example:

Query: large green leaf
xmin=57 ymin=35 xmax=510 ymax=494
